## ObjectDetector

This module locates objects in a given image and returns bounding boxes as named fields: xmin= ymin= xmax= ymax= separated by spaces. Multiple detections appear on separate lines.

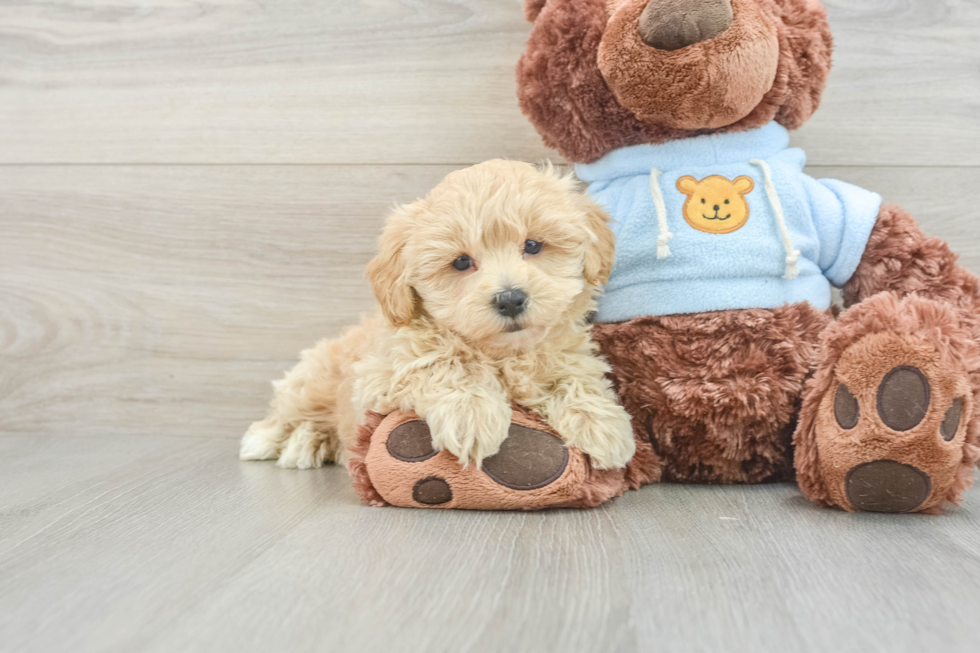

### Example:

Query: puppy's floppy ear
xmin=578 ymin=193 xmax=617 ymax=288
xmin=365 ymin=202 xmax=418 ymax=327
xmin=524 ymin=0 xmax=548 ymax=21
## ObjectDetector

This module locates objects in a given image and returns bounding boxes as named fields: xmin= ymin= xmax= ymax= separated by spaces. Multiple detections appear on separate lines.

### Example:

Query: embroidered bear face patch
xmin=676 ymin=175 xmax=755 ymax=234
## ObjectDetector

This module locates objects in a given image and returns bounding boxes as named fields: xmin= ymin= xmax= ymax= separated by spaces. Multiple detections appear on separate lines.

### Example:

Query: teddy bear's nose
xmin=713 ymin=204 xmax=720 ymax=211
xmin=638 ymin=0 xmax=734 ymax=51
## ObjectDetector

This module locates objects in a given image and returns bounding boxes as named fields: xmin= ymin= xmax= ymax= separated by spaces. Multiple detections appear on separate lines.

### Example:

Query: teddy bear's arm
xmin=843 ymin=204 xmax=980 ymax=330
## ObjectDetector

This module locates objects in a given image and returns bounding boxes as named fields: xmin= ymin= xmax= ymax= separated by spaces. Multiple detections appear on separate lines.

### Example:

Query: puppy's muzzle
xmin=493 ymin=288 xmax=528 ymax=319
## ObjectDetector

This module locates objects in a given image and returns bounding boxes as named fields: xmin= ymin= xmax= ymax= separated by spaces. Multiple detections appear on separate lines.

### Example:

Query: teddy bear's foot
xmin=346 ymin=407 xmax=645 ymax=510
xmin=796 ymin=294 xmax=980 ymax=514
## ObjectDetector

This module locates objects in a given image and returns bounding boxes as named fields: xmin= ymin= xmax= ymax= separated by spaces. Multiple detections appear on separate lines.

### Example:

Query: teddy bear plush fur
xmin=517 ymin=0 xmax=980 ymax=512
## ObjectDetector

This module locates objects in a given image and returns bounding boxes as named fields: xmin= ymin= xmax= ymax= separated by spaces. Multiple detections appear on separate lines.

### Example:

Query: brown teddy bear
xmin=515 ymin=0 xmax=980 ymax=513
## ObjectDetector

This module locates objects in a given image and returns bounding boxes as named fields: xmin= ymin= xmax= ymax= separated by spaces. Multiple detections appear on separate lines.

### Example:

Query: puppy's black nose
xmin=713 ymin=204 xmax=720 ymax=211
xmin=493 ymin=288 xmax=528 ymax=318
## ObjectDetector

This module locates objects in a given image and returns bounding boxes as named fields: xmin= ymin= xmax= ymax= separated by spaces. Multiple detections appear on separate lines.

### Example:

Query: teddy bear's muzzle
xmin=638 ymin=0 xmax=734 ymax=51
xmin=598 ymin=0 xmax=779 ymax=130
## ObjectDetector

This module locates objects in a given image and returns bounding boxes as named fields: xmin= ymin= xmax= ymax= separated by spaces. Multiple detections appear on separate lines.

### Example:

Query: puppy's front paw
xmin=423 ymin=394 xmax=512 ymax=467
xmin=556 ymin=403 xmax=636 ymax=470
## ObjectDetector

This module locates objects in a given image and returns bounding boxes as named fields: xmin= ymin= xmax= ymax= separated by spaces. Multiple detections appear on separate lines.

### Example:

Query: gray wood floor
xmin=1 ymin=1 xmax=979 ymax=651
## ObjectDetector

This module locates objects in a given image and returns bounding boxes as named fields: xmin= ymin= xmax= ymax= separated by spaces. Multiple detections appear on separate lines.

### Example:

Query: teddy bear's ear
xmin=733 ymin=176 xmax=755 ymax=195
xmin=676 ymin=176 xmax=698 ymax=195
xmin=524 ymin=0 xmax=548 ymax=22
xmin=772 ymin=0 xmax=834 ymax=130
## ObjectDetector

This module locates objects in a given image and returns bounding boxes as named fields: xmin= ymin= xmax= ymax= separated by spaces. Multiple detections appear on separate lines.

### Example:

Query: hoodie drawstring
xmin=649 ymin=168 xmax=673 ymax=259
xmin=750 ymin=159 xmax=800 ymax=280
xmin=650 ymin=161 xmax=800 ymax=278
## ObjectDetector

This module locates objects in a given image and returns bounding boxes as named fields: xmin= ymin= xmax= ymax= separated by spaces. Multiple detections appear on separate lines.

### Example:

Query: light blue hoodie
xmin=575 ymin=122 xmax=882 ymax=322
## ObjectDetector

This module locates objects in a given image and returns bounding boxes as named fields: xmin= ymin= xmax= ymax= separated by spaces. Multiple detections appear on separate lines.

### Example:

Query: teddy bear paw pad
xmin=481 ymin=424 xmax=568 ymax=490
xmin=844 ymin=460 xmax=932 ymax=513
xmin=876 ymin=366 xmax=931 ymax=432
xmin=813 ymin=332 xmax=974 ymax=514
xmin=386 ymin=420 xmax=437 ymax=462
xmin=412 ymin=476 xmax=453 ymax=505
xmin=353 ymin=410 xmax=628 ymax=510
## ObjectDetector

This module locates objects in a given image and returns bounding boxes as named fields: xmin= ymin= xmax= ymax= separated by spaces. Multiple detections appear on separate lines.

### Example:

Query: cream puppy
xmin=240 ymin=160 xmax=635 ymax=471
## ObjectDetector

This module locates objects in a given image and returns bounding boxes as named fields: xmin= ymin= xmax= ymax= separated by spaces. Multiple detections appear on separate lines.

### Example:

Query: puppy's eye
xmin=523 ymin=239 xmax=543 ymax=255
xmin=452 ymin=255 xmax=473 ymax=271
xmin=701 ymin=198 xmax=706 ymax=204
xmin=724 ymin=199 xmax=730 ymax=204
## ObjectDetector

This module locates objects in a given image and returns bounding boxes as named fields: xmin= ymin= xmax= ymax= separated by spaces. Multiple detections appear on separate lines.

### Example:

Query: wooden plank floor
xmin=2 ymin=435 xmax=980 ymax=653
xmin=1 ymin=1 xmax=979 ymax=651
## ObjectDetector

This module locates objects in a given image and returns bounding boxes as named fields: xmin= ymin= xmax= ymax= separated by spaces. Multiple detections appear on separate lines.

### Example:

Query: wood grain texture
xmin=2 ymin=165 xmax=978 ymax=440
xmin=0 ymin=434 xmax=977 ymax=653
xmin=0 ymin=0 xmax=977 ymax=165
xmin=2 ymin=1 xmax=980 ymax=651
xmin=0 ymin=165 xmax=449 ymax=438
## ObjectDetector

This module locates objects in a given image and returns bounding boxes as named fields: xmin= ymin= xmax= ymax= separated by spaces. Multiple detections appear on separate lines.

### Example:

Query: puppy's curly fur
xmin=240 ymin=160 xmax=635 ymax=471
